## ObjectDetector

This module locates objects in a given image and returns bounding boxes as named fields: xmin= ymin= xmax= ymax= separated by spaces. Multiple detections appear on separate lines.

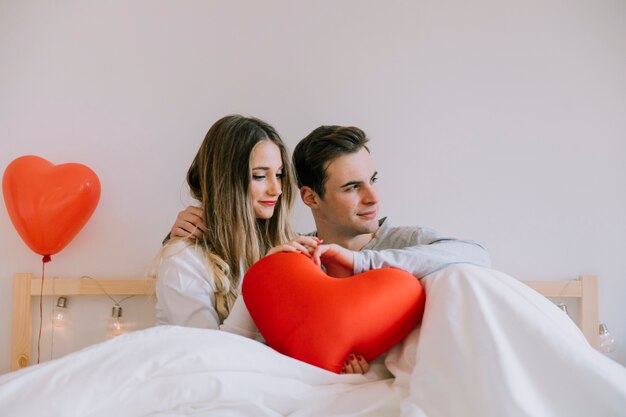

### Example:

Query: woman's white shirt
xmin=155 ymin=240 xmax=260 ymax=339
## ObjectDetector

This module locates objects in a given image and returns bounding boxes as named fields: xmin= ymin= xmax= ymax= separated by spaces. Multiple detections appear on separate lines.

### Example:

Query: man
xmin=291 ymin=125 xmax=490 ymax=278
xmin=286 ymin=126 xmax=625 ymax=416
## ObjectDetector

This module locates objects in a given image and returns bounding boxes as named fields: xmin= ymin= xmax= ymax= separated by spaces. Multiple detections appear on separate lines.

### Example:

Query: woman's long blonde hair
xmin=182 ymin=115 xmax=295 ymax=322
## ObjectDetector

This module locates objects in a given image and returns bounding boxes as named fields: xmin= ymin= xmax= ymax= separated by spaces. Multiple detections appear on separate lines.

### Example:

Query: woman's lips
xmin=260 ymin=200 xmax=277 ymax=206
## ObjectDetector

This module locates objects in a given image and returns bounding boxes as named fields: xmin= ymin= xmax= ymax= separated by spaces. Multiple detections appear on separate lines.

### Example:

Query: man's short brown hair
xmin=293 ymin=126 xmax=369 ymax=198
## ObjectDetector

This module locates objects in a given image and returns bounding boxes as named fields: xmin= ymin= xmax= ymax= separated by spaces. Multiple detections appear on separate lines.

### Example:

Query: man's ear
xmin=300 ymin=186 xmax=320 ymax=209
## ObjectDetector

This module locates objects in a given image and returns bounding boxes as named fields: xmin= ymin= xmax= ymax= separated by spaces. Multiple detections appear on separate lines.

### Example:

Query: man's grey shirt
xmin=324 ymin=217 xmax=491 ymax=279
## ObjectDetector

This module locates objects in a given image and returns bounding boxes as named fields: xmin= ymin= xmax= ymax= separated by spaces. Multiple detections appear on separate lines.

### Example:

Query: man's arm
xmin=353 ymin=238 xmax=491 ymax=279
xmin=315 ymin=226 xmax=491 ymax=279
xmin=163 ymin=206 xmax=206 ymax=244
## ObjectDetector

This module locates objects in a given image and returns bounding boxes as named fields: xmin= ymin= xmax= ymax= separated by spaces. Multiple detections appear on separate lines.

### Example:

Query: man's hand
xmin=313 ymin=243 xmax=354 ymax=278
xmin=170 ymin=206 xmax=206 ymax=240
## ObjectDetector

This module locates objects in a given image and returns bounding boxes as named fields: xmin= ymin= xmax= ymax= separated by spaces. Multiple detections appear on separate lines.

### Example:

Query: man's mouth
xmin=357 ymin=209 xmax=377 ymax=219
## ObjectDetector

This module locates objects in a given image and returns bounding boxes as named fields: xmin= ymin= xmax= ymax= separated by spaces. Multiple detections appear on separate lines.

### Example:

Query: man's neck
xmin=315 ymin=225 xmax=375 ymax=251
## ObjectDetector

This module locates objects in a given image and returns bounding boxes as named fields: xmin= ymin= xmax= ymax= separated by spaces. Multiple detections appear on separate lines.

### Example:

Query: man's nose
xmin=362 ymin=184 xmax=378 ymax=204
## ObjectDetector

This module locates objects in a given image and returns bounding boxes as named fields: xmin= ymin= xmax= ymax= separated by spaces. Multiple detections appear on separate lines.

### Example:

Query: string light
xmin=599 ymin=324 xmax=616 ymax=353
xmin=109 ymin=304 xmax=126 ymax=337
xmin=45 ymin=277 xmax=138 ymax=363
xmin=80 ymin=276 xmax=135 ymax=338
xmin=52 ymin=296 xmax=70 ymax=327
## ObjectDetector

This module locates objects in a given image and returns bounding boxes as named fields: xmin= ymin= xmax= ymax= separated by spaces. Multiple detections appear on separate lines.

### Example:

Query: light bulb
xmin=556 ymin=302 xmax=569 ymax=315
xmin=108 ymin=305 xmax=126 ymax=337
xmin=599 ymin=323 xmax=616 ymax=353
xmin=52 ymin=296 xmax=70 ymax=327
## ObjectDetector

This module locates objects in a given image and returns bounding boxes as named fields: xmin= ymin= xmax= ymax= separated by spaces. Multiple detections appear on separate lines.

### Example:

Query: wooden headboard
xmin=523 ymin=275 xmax=599 ymax=347
xmin=11 ymin=273 xmax=155 ymax=371
xmin=10 ymin=273 xmax=599 ymax=372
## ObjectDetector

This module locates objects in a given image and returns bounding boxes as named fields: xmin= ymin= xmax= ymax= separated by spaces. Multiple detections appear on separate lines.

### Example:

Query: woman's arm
xmin=221 ymin=236 xmax=322 ymax=339
xmin=220 ymin=295 xmax=261 ymax=339
xmin=155 ymin=241 xmax=220 ymax=328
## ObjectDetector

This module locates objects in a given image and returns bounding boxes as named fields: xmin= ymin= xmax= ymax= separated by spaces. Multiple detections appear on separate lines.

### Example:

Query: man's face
xmin=317 ymin=148 xmax=379 ymax=237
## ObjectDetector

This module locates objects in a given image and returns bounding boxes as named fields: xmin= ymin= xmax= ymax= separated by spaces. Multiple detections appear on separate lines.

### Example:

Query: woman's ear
xmin=300 ymin=186 xmax=320 ymax=209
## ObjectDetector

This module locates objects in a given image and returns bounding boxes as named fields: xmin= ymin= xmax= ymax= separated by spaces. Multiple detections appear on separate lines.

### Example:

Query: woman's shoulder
xmin=160 ymin=239 xmax=206 ymax=259
xmin=155 ymin=240 xmax=216 ymax=287
xmin=156 ymin=240 xmax=210 ymax=276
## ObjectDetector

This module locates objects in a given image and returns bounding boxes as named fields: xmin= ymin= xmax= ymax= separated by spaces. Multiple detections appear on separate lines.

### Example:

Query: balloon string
xmin=37 ymin=255 xmax=51 ymax=364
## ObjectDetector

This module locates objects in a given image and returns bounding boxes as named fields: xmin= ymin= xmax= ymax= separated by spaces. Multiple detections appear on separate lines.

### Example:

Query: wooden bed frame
xmin=10 ymin=274 xmax=155 ymax=371
xmin=9 ymin=273 xmax=599 ymax=372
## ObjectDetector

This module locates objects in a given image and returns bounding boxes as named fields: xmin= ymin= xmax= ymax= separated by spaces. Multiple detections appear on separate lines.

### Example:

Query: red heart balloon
xmin=243 ymin=252 xmax=425 ymax=373
xmin=2 ymin=155 xmax=101 ymax=260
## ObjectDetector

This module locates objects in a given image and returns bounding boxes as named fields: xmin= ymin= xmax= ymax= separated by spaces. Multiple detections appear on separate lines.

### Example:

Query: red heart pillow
xmin=242 ymin=252 xmax=425 ymax=373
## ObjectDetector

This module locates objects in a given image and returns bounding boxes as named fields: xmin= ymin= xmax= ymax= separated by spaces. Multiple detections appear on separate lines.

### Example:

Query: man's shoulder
xmin=378 ymin=217 xmax=433 ymax=236
xmin=373 ymin=218 xmax=442 ymax=248
xmin=367 ymin=218 xmax=411 ymax=249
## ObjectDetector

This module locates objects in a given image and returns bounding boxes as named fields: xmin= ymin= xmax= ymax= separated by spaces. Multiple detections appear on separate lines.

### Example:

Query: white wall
xmin=1 ymin=0 xmax=624 ymax=373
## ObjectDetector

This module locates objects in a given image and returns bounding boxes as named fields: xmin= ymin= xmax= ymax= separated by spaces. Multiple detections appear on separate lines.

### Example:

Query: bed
xmin=3 ymin=265 xmax=625 ymax=417
xmin=10 ymin=271 xmax=600 ymax=371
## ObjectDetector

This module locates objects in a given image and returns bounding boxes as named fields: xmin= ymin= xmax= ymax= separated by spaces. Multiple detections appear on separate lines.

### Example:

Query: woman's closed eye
xmin=253 ymin=172 xmax=283 ymax=181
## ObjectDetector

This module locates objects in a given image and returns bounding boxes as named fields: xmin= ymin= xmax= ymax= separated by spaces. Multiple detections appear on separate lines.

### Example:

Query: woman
xmin=156 ymin=115 xmax=317 ymax=331
xmin=156 ymin=116 xmax=366 ymax=371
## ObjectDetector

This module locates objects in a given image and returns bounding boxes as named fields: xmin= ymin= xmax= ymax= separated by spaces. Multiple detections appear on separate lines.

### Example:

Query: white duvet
xmin=1 ymin=265 xmax=625 ymax=417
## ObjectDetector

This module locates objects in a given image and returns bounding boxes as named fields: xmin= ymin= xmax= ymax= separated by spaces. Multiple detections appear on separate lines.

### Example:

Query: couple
xmin=154 ymin=115 xmax=490 ymax=374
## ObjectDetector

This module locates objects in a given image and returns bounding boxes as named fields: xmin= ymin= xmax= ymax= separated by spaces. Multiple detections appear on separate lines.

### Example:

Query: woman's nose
xmin=267 ymin=176 xmax=281 ymax=195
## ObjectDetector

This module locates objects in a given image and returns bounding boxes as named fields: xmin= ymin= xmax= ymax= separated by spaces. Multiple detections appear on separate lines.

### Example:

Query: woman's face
xmin=249 ymin=140 xmax=283 ymax=219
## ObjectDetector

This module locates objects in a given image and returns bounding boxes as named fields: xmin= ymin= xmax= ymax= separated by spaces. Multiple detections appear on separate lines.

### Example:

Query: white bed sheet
xmin=1 ymin=265 xmax=625 ymax=417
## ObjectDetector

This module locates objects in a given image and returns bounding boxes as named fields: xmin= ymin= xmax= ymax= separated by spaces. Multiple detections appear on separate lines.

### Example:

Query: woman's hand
xmin=170 ymin=206 xmax=206 ymax=240
xmin=266 ymin=236 xmax=322 ymax=258
xmin=342 ymin=353 xmax=369 ymax=374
